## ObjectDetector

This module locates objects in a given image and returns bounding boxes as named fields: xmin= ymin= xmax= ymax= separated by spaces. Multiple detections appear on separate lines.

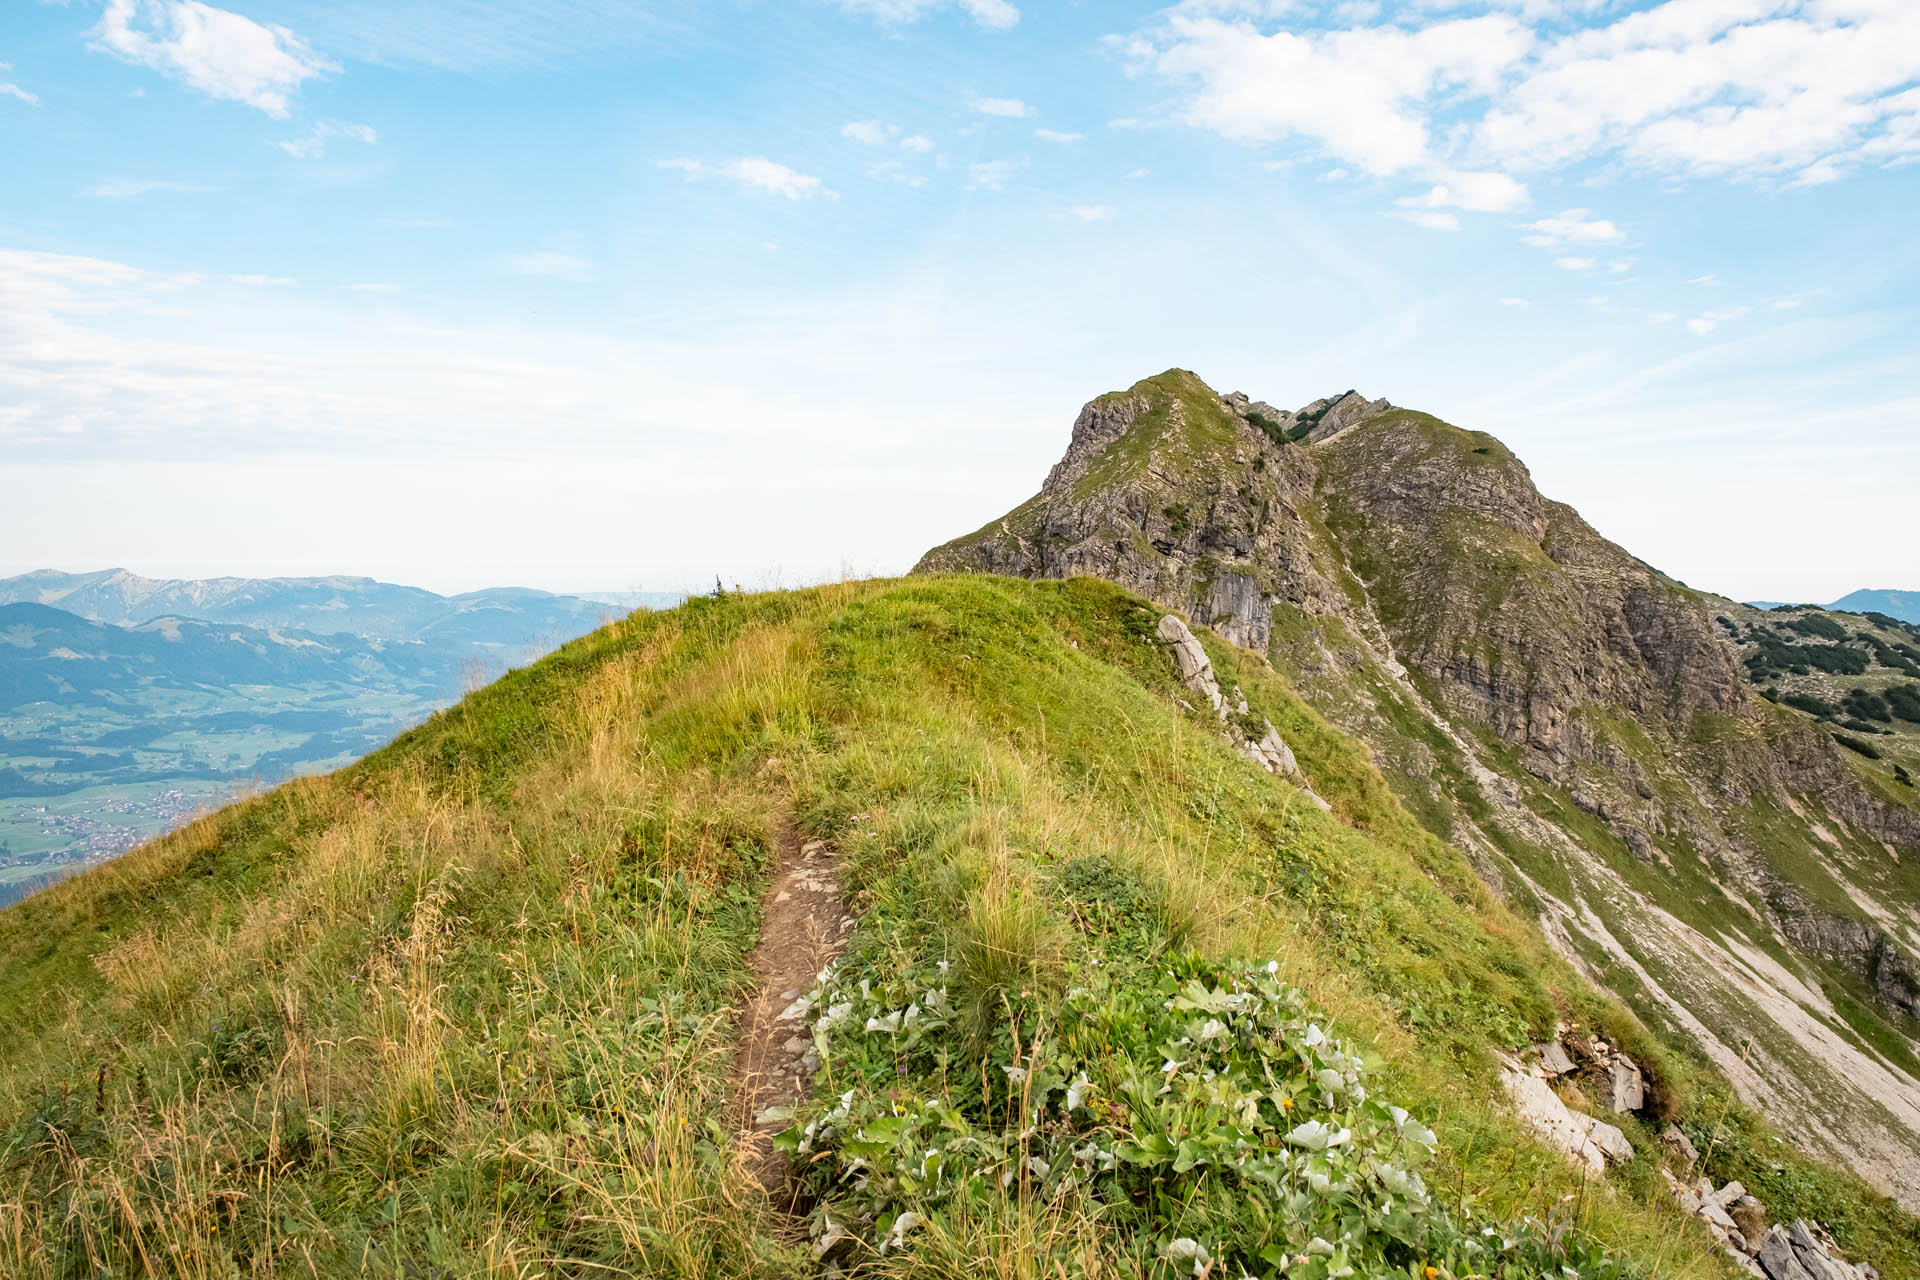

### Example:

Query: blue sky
xmin=2 ymin=0 xmax=1916 ymax=601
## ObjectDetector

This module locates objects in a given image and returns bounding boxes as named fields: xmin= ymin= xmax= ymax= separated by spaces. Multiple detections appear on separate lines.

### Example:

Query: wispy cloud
xmin=1554 ymin=256 xmax=1596 ymax=272
xmin=1067 ymin=204 xmax=1115 ymax=222
xmin=1500 ymin=297 xmax=1530 ymax=308
xmin=228 ymin=273 xmax=296 ymax=286
xmin=90 ymin=0 xmax=334 ymax=118
xmin=662 ymin=156 xmax=834 ymax=200
xmin=900 ymin=134 xmax=933 ymax=153
xmin=0 ymin=62 xmax=39 ymax=107
xmin=969 ymin=93 xmax=1033 ymax=119
xmin=1033 ymin=128 xmax=1083 ymax=143
xmin=275 ymin=120 xmax=378 ymax=159
xmin=1521 ymin=209 xmax=1625 ymax=249
xmin=1688 ymin=306 xmax=1751 ymax=336
xmin=965 ymin=159 xmax=1018 ymax=190
xmin=84 ymin=177 xmax=202 ymax=199
xmin=1398 ymin=210 xmax=1461 ymax=232
xmin=839 ymin=0 xmax=1018 ymax=31
xmin=841 ymin=120 xmax=887 ymax=146
xmin=503 ymin=250 xmax=594 ymax=281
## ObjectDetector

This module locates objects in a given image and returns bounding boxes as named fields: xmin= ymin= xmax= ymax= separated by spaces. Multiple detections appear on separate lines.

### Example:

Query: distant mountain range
xmin=0 ymin=571 xmax=682 ymax=903
xmin=1747 ymin=589 xmax=1920 ymax=623
xmin=0 ymin=568 xmax=680 ymax=658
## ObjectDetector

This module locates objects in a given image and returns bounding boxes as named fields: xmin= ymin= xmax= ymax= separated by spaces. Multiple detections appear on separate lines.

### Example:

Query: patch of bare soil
xmin=731 ymin=826 xmax=851 ymax=1202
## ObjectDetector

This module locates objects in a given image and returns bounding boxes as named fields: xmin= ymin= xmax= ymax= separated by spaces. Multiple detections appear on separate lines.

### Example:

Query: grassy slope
xmin=0 ymin=576 xmax=1912 ymax=1277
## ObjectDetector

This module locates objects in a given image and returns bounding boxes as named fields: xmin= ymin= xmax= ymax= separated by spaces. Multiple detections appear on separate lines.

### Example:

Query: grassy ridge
xmin=0 ymin=576 xmax=1910 ymax=1276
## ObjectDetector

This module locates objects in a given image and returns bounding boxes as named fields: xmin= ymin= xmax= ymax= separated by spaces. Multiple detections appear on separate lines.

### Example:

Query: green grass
xmin=0 ymin=576 xmax=1909 ymax=1278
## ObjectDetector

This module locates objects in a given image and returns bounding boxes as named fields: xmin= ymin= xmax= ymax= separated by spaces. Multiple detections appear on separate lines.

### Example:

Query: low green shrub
xmin=781 ymin=953 xmax=1623 ymax=1278
xmin=1833 ymin=734 xmax=1882 ymax=759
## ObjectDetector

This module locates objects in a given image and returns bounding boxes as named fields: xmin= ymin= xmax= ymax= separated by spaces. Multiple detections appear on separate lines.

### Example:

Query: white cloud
xmin=966 ymin=160 xmax=1017 ymax=190
xmin=1126 ymin=167 xmax=1150 ymax=179
xmin=90 ymin=0 xmax=335 ymax=118
xmin=1500 ymin=296 xmax=1531 ymax=307
xmin=969 ymin=93 xmax=1033 ymax=119
xmin=1688 ymin=305 xmax=1751 ymax=335
xmin=1034 ymin=128 xmax=1084 ymax=143
xmin=1686 ymin=273 xmax=1720 ymax=286
xmin=228 ymin=273 xmax=296 ymax=286
xmin=1608 ymin=258 xmax=1634 ymax=273
xmin=1399 ymin=209 xmax=1462 ymax=231
xmin=1131 ymin=13 xmax=1534 ymax=177
xmin=1555 ymin=256 xmax=1596 ymax=271
xmin=867 ymin=160 xmax=927 ymax=188
xmin=900 ymin=134 xmax=934 ymax=153
xmin=839 ymin=0 xmax=1018 ymax=29
xmin=1521 ymin=208 xmax=1625 ymax=247
xmin=84 ymin=178 xmax=200 ymax=198
xmin=503 ymin=250 xmax=594 ymax=281
xmin=1132 ymin=2 xmax=1920 ymax=190
xmin=661 ymin=156 xmax=833 ymax=200
xmin=275 ymin=120 xmax=378 ymax=160
xmin=842 ymin=120 xmax=888 ymax=146
xmin=0 ymin=63 xmax=39 ymax=107
xmin=348 ymin=282 xmax=398 ymax=294
xmin=1398 ymin=169 xmax=1529 ymax=213
xmin=1068 ymin=204 xmax=1116 ymax=222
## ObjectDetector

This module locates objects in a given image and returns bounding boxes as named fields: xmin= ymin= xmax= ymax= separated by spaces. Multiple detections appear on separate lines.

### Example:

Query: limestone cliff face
xmin=917 ymin=368 xmax=1920 ymax=1207
xmin=917 ymin=370 xmax=1347 ymax=652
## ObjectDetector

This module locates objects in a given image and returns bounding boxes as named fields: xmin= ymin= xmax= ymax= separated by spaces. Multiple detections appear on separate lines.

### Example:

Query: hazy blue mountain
xmin=0 ymin=602 xmax=451 ymax=710
xmin=1830 ymin=589 xmax=1920 ymax=624
xmin=0 ymin=568 xmax=678 ymax=658
xmin=0 ymin=574 xmax=683 ymax=902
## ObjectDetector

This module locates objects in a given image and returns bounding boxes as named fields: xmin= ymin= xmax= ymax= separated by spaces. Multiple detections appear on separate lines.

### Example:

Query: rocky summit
xmin=918 ymin=368 xmax=1920 ymax=1208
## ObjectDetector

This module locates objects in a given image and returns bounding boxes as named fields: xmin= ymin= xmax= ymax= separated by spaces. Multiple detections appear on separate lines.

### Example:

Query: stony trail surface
xmin=730 ymin=828 xmax=851 ymax=1201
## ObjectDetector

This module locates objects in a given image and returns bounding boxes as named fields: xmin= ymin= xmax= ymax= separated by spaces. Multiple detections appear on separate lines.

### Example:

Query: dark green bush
xmin=1834 ymin=733 xmax=1882 ymax=759
xmin=1783 ymin=692 xmax=1839 ymax=719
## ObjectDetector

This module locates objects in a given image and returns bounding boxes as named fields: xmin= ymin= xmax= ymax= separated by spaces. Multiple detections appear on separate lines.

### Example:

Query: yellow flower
xmin=1280 ymin=1097 xmax=1294 ymax=1110
xmin=1424 ymin=1266 xmax=1439 ymax=1278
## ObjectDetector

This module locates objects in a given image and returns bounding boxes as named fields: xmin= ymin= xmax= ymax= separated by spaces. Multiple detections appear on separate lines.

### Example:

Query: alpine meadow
xmin=5 ymin=0 xmax=1920 ymax=1278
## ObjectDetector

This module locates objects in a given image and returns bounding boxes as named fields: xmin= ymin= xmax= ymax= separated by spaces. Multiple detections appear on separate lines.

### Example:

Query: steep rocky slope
xmin=918 ymin=369 xmax=1920 ymax=1207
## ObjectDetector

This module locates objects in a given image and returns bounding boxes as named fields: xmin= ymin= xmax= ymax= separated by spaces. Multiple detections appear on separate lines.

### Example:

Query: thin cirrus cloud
xmin=968 ymin=93 xmax=1033 ymax=119
xmin=276 ymin=120 xmax=379 ymax=159
xmin=89 ymin=0 xmax=335 ymax=118
xmin=661 ymin=156 xmax=834 ymax=200
xmin=503 ymin=250 xmax=594 ymax=281
xmin=1128 ymin=1 xmax=1920 ymax=214
xmin=0 ymin=62 xmax=39 ymax=106
xmin=842 ymin=121 xmax=935 ymax=154
xmin=839 ymin=0 xmax=1018 ymax=31
xmin=84 ymin=177 xmax=203 ymax=198
xmin=1034 ymin=128 xmax=1084 ymax=143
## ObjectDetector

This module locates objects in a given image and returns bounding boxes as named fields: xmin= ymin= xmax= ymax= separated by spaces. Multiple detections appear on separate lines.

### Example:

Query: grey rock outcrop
xmin=1156 ymin=614 xmax=1330 ymax=811
xmin=1497 ymin=1055 xmax=1633 ymax=1173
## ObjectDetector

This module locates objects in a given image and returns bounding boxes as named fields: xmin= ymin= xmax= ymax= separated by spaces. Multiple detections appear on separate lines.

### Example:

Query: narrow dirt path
xmin=731 ymin=825 xmax=851 ymax=1200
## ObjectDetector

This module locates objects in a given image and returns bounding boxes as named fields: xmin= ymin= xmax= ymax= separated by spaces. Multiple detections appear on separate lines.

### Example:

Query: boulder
xmin=1537 ymin=1040 xmax=1577 ymax=1076
xmin=1499 ymin=1059 xmax=1633 ymax=1174
xmin=1759 ymin=1228 xmax=1817 ymax=1280
xmin=1657 ymin=1123 xmax=1700 ymax=1171
xmin=1608 ymin=1056 xmax=1646 ymax=1113
xmin=1156 ymin=615 xmax=1221 ymax=712
xmin=1788 ymin=1220 xmax=1861 ymax=1280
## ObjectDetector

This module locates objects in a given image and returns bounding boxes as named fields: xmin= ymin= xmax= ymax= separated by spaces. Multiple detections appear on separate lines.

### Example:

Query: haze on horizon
xmin=3 ymin=0 xmax=1916 ymax=603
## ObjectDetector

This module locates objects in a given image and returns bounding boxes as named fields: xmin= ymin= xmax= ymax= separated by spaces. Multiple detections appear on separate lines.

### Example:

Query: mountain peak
xmin=917 ymin=369 xmax=1920 ymax=1206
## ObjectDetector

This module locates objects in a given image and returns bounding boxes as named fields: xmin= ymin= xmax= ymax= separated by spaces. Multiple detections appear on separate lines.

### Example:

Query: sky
xmin=1 ymin=0 xmax=1916 ymax=603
